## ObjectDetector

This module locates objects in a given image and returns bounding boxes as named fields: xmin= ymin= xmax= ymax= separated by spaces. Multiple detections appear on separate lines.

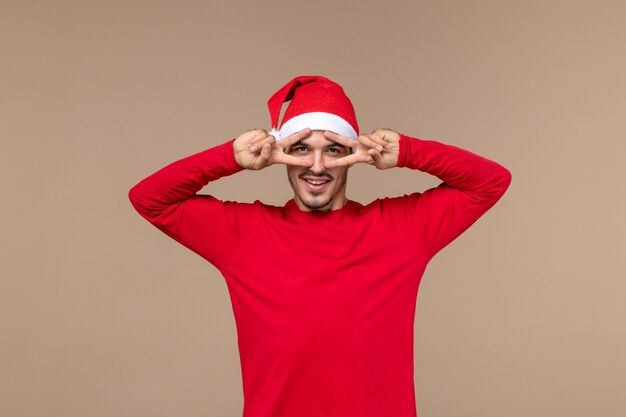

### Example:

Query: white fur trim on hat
xmin=278 ymin=112 xmax=358 ymax=142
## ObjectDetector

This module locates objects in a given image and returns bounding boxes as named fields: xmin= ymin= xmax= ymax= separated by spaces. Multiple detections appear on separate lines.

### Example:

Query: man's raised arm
xmin=396 ymin=132 xmax=512 ymax=256
xmin=324 ymin=128 xmax=512 ymax=257
xmin=128 ymin=137 xmax=246 ymax=268
xmin=128 ymin=129 xmax=313 ymax=268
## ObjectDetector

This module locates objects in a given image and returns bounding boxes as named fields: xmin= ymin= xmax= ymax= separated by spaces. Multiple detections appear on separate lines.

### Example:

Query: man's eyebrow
xmin=288 ymin=140 xmax=346 ymax=149
xmin=327 ymin=143 xmax=346 ymax=149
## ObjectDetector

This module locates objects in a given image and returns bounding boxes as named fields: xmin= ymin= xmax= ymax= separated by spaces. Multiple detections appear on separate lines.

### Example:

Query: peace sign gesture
xmin=323 ymin=128 xmax=400 ymax=169
xmin=234 ymin=128 xmax=314 ymax=170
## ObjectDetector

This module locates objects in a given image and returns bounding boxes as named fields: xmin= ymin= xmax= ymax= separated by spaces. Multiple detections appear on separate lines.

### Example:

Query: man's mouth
xmin=301 ymin=176 xmax=332 ymax=192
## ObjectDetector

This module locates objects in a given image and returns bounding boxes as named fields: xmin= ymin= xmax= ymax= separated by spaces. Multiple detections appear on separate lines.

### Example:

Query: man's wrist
xmin=396 ymin=133 xmax=413 ymax=168
xmin=223 ymin=138 xmax=245 ymax=173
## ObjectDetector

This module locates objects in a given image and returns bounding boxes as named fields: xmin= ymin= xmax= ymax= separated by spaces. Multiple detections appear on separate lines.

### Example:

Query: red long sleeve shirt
xmin=128 ymin=133 xmax=511 ymax=417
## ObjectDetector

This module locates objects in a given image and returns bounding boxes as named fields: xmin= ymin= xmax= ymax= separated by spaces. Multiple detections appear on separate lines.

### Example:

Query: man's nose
xmin=310 ymin=151 xmax=326 ymax=173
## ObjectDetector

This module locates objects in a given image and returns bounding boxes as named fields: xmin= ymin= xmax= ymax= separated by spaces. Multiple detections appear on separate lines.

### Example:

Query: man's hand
xmin=233 ymin=128 xmax=314 ymax=170
xmin=323 ymin=128 xmax=400 ymax=169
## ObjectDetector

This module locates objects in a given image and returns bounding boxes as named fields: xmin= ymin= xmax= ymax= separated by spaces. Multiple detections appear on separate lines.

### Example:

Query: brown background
xmin=2 ymin=0 xmax=625 ymax=416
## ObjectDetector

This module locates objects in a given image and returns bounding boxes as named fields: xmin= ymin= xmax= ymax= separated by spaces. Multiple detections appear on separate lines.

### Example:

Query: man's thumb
xmin=258 ymin=143 xmax=271 ymax=165
xmin=369 ymin=148 xmax=386 ymax=169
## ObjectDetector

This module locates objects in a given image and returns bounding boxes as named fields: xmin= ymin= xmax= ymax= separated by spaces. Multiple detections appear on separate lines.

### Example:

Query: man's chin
xmin=298 ymin=194 xmax=331 ymax=211
xmin=303 ymin=199 xmax=330 ymax=211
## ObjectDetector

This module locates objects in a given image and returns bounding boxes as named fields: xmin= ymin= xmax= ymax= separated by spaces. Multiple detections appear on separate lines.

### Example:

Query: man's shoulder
xmin=222 ymin=199 xmax=278 ymax=211
xmin=214 ymin=199 xmax=284 ymax=228
xmin=365 ymin=192 xmax=423 ymax=207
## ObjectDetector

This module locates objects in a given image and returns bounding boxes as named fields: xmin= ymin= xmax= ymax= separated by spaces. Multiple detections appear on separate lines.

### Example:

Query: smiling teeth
xmin=306 ymin=180 xmax=327 ymax=185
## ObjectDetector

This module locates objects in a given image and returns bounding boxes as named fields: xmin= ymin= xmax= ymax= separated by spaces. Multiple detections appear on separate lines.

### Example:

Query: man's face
xmin=286 ymin=130 xmax=352 ymax=212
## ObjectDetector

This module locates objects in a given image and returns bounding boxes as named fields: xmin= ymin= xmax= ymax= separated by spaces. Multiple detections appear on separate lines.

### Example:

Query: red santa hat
xmin=267 ymin=75 xmax=359 ymax=142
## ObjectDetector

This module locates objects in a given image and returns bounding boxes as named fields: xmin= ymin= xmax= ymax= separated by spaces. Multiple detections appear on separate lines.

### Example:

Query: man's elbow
xmin=128 ymin=183 xmax=143 ymax=209
xmin=487 ymin=165 xmax=512 ymax=202
xmin=476 ymin=164 xmax=512 ymax=202
xmin=128 ymin=183 xmax=154 ymax=220
xmin=498 ymin=165 xmax=512 ymax=192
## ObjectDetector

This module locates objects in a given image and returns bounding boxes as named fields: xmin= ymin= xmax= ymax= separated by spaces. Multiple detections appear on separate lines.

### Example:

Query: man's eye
xmin=328 ymin=147 xmax=343 ymax=154
xmin=294 ymin=146 xmax=308 ymax=152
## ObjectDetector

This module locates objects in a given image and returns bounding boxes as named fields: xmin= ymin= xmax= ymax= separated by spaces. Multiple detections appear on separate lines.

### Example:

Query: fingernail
xmin=249 ymin=145 xmax=258 ymax=152
xmin=376 ymin=145 xmax=383 ymax=152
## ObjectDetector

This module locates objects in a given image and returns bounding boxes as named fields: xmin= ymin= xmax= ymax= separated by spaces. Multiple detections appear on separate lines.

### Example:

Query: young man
xmin=129 ymin=75 xmax=512 ymax=417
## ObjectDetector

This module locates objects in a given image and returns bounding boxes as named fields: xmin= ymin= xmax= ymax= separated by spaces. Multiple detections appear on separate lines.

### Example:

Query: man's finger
xmin=274 ymin=153 xmax=314 ymax=167
xmin=248 ymin=129 xmax=268 ymax=142
xmin=246 ymin=143 xmax=271 ymax=170
xmin=279 ymin=128 xmax=312 ymax=148
xmin=368 ymin=148 xmax=386 ymax=169
xmin=250 ymin=131 xmax=271 ymax=144
xmin=249 ymin=135 xmax=274 ymax=152
xmin=368 ymin=130 xmax=390 ymax=148
xmin=324 ymin=153 xmax=364 ymax=168
xmin=323 ymin=131 xmax=359 ymax=148
xmin=358 ymin=134 xmax=384 ymax=152
xmin=254 ymin=143 xmax=272 ymax=168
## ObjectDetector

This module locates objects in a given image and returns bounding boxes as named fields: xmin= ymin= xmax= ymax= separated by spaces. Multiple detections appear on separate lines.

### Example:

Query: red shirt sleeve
xmin=394 ymin=133 xmax=512 ymax=257
xmin=128 ymin=139 xmax=247 ymax=269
